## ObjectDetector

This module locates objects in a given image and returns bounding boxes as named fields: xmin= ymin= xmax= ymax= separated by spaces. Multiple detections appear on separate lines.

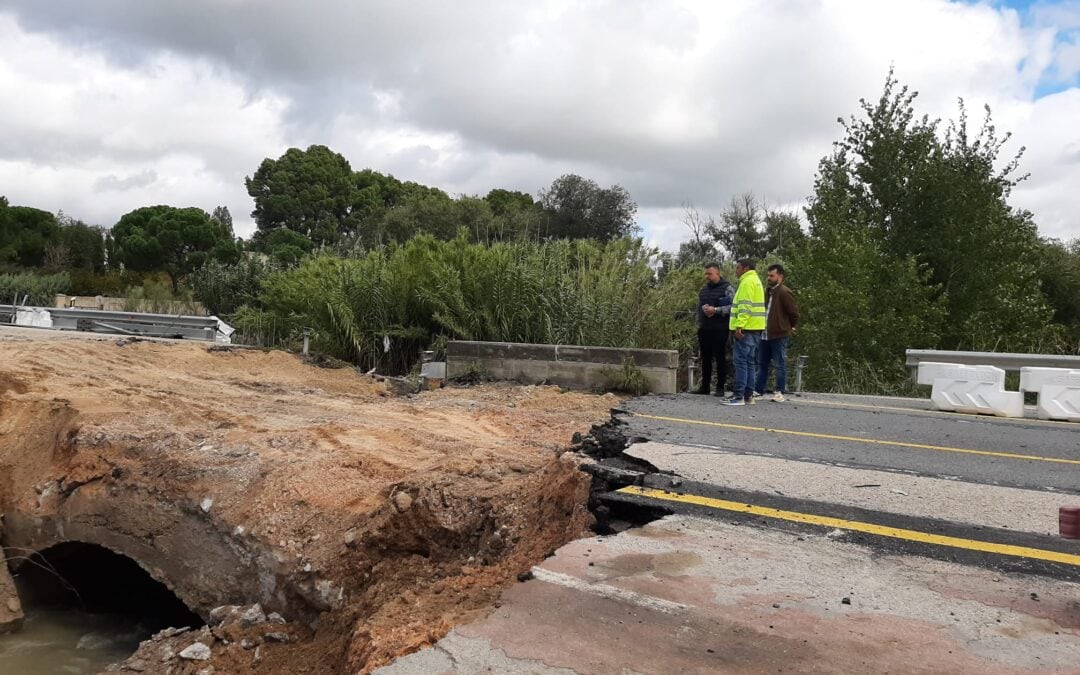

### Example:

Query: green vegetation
xmin=2 ymin=71 xmax=1078 ymax=393
xmin=0 ymin=271 xmax=70 ymax=306
xmin=600 ymin=356 xmax=651 ymax=395
xmin=228 ymin=235 xmax=698 ymax=373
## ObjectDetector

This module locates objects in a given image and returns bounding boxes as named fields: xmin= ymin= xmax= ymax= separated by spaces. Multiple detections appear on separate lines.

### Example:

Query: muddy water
xmin=0 ymin=609 xmax=148 ymax=673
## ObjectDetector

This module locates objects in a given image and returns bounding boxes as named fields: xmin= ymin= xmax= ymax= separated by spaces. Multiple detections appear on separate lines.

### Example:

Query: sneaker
xmin=751 ymin=391 xmax=763 ymax=400
xmin=771 ymin=392 xmax=786 ymax=403
xmin=720 ymin=396 xmax=745 ymax=406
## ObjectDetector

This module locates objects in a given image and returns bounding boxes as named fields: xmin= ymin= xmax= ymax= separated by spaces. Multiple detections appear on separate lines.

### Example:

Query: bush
xmin=187 ymin=256 xmax=278 ymax=317
xmin=0 ymin=271 xmax=71 ymax=306
xmin=600 ymin=356 xmax=651 ymax=395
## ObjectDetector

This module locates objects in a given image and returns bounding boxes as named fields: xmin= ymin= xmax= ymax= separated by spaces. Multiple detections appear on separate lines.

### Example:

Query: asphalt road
xmin=618 ymin=392 xmax=1080 ymax=494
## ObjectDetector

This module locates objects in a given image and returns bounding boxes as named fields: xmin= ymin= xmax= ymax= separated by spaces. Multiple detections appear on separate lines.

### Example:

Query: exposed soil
xmin=0 ymin=330 xmax=615 ymax=673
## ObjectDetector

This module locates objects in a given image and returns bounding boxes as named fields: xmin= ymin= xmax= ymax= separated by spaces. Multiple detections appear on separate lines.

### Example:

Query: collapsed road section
xmin=0 ymin=329 xmax=615 ymax=673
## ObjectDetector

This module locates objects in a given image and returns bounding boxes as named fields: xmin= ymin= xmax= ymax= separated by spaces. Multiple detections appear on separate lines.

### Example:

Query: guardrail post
xmin=794 ymin=355 xmax=808 ymax=394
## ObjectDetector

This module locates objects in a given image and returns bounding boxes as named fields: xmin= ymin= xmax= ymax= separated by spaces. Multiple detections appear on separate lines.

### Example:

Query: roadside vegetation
xmin=2 ymin=72 xmax=1077 ymax=392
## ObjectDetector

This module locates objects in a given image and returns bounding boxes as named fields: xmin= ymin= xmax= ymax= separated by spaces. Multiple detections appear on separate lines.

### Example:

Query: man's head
xmin=704 ymin=263 xmax=721 ymax=285
xmin=766 ymin=263 xmax=785 ymax=287
xmin=735 ymin=258 xmax=755 ymax=277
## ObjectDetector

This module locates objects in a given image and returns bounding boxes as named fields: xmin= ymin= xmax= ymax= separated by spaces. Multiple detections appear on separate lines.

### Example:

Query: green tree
xmin=538 ymin=174 xmax=638 ymax=240
xmin=249 ymin=226 xmax=314 ymax=266
xmin=111 ymin=205 xmax=242 ymax=292
xmin=0 ymin=203 xmax=59 ymax=268
xmin=762 ymin=210 xmax=806 ymax=259
xmin=795 ymin=71 xmax=1054 ymax=390
xmin=710 ymin=193 xmax=766 ymax=260
xmin=246 ymin=145 xmax=355 ymax=246
xmin=210 ymin=205 xmax=234 ymax=231
xmin=1038 ymin=238 xmax=1080 ymax=347
xmin=56 ymin=213 xmax=106 ymax=273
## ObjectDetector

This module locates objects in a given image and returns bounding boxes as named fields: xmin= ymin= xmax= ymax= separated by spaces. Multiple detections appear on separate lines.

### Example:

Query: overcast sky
xmin=1 ymin=0 xmax=1078 ymax=250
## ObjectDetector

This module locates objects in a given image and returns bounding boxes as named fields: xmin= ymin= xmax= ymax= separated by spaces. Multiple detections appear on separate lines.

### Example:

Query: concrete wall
xmin=54 ymin=294 xmax=208 ymax=316
xmin=446 ymin=341 xmax=678 ymax=394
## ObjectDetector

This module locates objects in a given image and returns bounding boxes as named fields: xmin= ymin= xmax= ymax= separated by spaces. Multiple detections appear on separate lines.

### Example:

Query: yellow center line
xmin=795 ymin=397 xmax=1077 ymax=427
xmin=618 ymin=485 xmax=1080 ymax=567
xmin=630 ymin=412 xmax=1080 ymax=465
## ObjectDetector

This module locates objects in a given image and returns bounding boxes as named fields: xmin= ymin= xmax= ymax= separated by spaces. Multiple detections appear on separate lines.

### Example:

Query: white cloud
xmin=0 ymin=1 xmax=1077 ymax=249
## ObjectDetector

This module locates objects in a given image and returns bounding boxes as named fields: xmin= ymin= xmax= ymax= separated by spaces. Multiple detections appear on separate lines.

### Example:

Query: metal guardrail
xmin=3 ymin=305 xmax=220 ymax=342
xmin=905 ymin=349 xmax=1080 ymax=373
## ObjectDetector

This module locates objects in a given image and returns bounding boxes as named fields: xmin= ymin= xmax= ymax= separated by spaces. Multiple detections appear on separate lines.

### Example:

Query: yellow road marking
xmin=795 ymin=397 xmax=1078 ymax=428
xmin=631 ymin=413 xmax=1080 ymax=466
xmin=618 ymin=486 xmax=1080 ymax=567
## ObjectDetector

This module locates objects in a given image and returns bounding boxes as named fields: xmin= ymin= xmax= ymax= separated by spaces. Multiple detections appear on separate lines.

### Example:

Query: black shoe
xmin=692 ymin=387 xmax=710 ymax=395
xmin=712 ymin=390 xmax=725 ymax=397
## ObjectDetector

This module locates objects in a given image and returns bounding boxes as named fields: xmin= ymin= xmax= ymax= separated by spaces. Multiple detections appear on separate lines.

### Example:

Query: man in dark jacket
xmin=694 ymin=263 xmax=734 ymax=395
xmin=754 ymin=263 xmax=799 ymax=402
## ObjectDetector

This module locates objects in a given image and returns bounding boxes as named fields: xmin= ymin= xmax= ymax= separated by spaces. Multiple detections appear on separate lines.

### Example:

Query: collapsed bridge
xmin=0 ymin=329 xmax=614 ymax=672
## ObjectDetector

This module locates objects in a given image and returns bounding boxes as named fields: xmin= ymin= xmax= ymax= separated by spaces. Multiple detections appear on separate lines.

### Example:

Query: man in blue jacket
xmin=694 ymin=263 xmax=734 ymax=395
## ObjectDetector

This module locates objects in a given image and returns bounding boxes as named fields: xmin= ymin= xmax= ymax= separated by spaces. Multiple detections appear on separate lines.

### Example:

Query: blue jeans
xmin=755 ymin=336 xmax=790 ymax=394
xmin=732 ymin=331 xmax=761 ymax=400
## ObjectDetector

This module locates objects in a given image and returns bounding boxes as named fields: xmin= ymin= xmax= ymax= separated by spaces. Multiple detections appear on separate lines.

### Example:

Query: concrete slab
xmin=377 ymin=515 xmax=1080 ymax=674
xmin=626 ymin=442 xmax=1073 ymax=536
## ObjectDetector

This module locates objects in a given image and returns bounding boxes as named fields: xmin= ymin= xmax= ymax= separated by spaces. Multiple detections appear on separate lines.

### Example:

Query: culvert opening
xmin=13 ymin=541 xmax=203 ymax=632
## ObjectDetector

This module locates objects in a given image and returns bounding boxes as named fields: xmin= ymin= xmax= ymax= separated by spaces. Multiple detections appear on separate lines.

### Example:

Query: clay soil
xmin=0 ymin=328 xmax=615 ymax=673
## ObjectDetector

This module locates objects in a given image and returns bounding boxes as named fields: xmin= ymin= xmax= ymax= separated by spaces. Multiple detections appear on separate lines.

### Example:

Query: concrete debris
xmin=200 ymin=497 xmax=214 ymax=512
xmin=392 ymin=491 xmax=413 ymax=513
xmin=264 ymin=632 xmax=293 ymax=643
xmin=239 ymin=603 xmax=267 ymax=626
xmin=209 ymin=605 xmax=240 ymax=623
xmin=240 ymin=638 xmax=258 ymax=650
xmin=123 ymin=658 xmax=147 ymax=672
xmin=267 ymin=612 xmax=287 ymax=624
xmin=179 ymin=642 xmax=212 ymax=660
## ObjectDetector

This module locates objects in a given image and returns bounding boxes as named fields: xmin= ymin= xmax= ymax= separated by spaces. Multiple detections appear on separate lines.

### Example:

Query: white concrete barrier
xmin=916 ymin=362 xmax=1024 ymax=418
xmin=1020 ymin=367 xmax=1080 ymax=422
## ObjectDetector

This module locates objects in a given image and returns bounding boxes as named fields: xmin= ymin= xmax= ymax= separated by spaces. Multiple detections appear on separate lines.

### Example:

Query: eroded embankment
xmin=0 ymin=333 xmax=615 ymax=673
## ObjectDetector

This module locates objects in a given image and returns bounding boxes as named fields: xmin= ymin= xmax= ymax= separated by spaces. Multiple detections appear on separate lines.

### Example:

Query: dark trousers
xmin=697 ymin=327 xmax=729 ymax=393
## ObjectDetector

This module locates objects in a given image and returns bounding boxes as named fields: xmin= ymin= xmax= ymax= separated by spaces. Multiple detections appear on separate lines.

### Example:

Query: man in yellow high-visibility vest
xmin=722 ymin=258 xmax=766 ymax=406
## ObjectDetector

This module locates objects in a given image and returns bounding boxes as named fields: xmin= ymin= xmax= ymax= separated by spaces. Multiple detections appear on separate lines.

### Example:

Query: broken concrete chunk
xmin=393 ymin=491 xmax=413 ymax=513
xmin=200 ymin=497 xmax=214 ymax=513
xmin=263 ymin=632 xmax=292 ymax=643
xmin=240 ymin=638 xmax=258 ymax=650
xmin=239 ymin=603 xmax=267 ymax=626
xmin=209 ymin=605 xmax=240 ymax=623
xmin=267 ymin=612 xmax=286 ymax=624
xmin=179 ymin=642 xmax=212 ymax=660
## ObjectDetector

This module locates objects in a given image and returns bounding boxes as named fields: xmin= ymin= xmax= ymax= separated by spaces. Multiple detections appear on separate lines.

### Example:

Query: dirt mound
xmin=0 ymin=331 xmax=615 ymax=672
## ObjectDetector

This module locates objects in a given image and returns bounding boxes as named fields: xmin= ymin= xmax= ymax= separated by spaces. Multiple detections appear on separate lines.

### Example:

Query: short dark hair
xmin=767 ymin=263 xmax=785 ymax=276
xmin=704 ymin=262 xmax=720 ymax=271
xmin=736 ymin=258 xmax=756 ymax=270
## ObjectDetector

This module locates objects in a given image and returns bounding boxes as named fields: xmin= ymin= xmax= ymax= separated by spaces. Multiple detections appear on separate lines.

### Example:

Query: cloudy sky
xmin=1 ymin=0 xmax=1078 ymax=250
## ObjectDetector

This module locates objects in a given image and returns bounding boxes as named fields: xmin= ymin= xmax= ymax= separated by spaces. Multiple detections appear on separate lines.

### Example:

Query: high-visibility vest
xmin=730 ymin=269 xmax=767 ymax=330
